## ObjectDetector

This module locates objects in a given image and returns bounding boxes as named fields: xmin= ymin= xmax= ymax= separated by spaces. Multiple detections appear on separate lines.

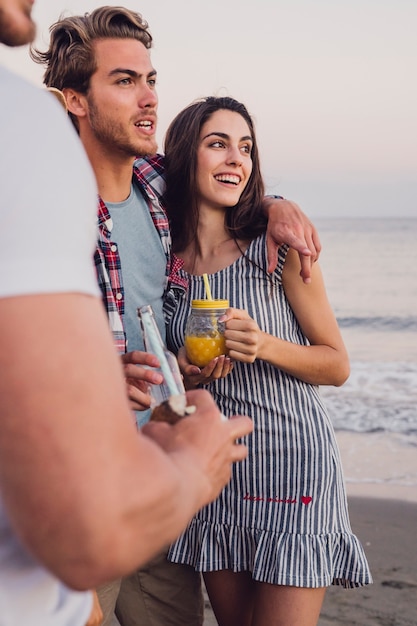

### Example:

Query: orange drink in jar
xmin=184 ymin=299 xmax=229 ymax=367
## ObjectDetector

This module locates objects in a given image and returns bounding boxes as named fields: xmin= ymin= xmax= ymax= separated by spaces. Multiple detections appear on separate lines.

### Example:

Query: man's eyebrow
xmin=108 ymin=68 xmax=157 ymax=79
xmin=202 ymin=131 xmax=253 ymax=142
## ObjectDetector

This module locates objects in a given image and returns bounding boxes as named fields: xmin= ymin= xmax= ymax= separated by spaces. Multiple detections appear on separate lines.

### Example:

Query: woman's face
xmin=196 ymin=109 xmax=253 ymax=211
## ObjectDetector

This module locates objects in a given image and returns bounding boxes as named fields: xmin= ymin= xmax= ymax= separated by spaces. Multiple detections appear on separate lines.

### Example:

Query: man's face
xmin=0 ymin=0 xmax=36 ymax=46
xmin=85 ymin=38 xmax=158 ymax=159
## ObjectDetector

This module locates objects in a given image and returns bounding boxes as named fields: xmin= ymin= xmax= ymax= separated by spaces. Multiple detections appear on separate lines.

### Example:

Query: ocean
xmin=312 ymin=218 xmax=417 ymax=497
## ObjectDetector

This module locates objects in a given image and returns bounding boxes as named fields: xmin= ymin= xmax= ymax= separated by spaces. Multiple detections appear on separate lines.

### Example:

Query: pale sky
xmin=2 ymin=0 xmax=416 ymax=217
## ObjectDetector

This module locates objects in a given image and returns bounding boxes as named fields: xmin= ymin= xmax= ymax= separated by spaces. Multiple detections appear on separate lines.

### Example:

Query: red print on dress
xmin=243 ymin=494 xmax=312 ymax=505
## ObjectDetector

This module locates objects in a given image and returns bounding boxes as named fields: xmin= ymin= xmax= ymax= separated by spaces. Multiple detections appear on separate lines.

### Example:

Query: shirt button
xmin=116 ymin=292 xmax=123 ymax=300
xmin=111 ymin=244 xmax=117 ymax=252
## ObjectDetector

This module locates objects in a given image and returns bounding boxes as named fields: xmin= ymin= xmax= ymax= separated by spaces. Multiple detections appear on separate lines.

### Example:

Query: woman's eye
xmin=210 ymin=140 xmax=225 ymax=148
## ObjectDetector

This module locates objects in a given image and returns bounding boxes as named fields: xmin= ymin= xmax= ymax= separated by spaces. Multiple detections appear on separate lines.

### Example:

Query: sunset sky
xmin=2 ymin=0 xmax=416 ymax=217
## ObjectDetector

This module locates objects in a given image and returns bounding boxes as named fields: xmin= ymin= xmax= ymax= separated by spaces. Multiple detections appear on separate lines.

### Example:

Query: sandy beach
xmin=203 ymin=431 xmax=417 ymax=625
xmin=318 ymin=497 xmax=417 ymax=626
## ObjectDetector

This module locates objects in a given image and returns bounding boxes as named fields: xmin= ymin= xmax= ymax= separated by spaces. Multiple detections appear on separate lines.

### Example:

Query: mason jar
xmin=184 ymin=299 xmax=229 ymax=367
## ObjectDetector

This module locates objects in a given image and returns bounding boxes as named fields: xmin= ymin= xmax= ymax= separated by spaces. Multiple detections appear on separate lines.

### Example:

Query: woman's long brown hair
xmin=163 ymin=96 xmax=266 ymax=254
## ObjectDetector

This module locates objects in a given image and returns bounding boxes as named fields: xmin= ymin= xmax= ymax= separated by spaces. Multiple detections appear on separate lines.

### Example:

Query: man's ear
xmin=62 ymin=88 xmax=87 ymax=118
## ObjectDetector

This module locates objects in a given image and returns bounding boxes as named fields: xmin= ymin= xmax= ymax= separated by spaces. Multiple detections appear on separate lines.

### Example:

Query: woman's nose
xmin=226 ymin=146 xmax=242 ymax=166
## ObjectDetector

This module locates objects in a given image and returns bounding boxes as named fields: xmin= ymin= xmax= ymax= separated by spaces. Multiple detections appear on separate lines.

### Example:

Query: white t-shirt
xmin=0 ymin=66 xmax=99 ymax=625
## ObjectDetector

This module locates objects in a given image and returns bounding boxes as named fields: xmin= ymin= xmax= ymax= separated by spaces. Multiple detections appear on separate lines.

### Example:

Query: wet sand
xmin=318 ymin=497 xmax=417 ymax=626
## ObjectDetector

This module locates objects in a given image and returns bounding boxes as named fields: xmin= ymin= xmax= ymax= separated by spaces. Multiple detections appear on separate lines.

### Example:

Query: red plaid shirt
xmin=94 ymin=154 xmax=186 ymax=353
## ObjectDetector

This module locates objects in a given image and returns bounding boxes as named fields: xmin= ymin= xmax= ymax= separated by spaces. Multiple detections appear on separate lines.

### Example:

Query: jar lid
xmin=191 ymin=299 xmax=229 ymax=309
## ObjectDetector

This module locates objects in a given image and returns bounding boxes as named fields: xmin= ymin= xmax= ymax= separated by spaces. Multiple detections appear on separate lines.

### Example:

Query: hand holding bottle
xmin=141 ymin=388 xmax=253 ymax=507
xmin=138 ymin=305 xmax=190 ymax=423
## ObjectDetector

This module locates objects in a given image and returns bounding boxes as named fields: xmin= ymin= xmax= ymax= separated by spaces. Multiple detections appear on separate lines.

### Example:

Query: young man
xmin=0 ymin=2 xmax=253 ymax=625
xmin=31 ymin=7 xmax=321 ymax=625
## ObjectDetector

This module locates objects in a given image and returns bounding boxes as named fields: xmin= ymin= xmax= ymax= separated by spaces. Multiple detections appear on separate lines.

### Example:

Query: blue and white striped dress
xmin=166 ymin=235 xmax=372 ymax=588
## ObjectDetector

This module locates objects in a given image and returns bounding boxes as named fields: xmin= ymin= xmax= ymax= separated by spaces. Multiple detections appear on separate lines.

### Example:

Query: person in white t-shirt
xmin=0 ymin=2 xmax=254 ymax=625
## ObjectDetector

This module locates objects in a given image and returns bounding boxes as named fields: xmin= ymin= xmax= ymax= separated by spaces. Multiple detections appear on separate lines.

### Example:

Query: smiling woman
xmin=196 ymin=112 xmax=253 ymax=208
xmin=163 ymin=96 xmax=266 ymax=257
xmin=163 ymin=96 xmax=371 ymax=626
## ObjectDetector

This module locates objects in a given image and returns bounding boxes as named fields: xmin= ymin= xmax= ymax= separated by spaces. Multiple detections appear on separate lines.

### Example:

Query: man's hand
xmin=141 ymin=389 xmax=253 ymax=508
xmin=263 ymin=197 xmax=321 ymax=283
xmin=121 ymin=351 xmax=163 ymax=411
xmin=177 ymin=346 xmax=233 ymax=389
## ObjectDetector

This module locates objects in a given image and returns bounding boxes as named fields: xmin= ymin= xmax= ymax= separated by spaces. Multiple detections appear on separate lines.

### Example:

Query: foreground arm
xmin=262 ymin=197 xmax=322 ymax=282
xmin=0 ymin=293 xmax=252 ymax=590
xmin=222 ymin=249 xmax=349 ymax=386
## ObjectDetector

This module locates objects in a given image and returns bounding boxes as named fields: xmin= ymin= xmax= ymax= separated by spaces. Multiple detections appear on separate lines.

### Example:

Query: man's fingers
xmin=140 ymin=420 xmax=172 ymax=445
xmin=121 ymin=350 xmax=160 ymax=368
xmin=124 ymin=363 xmax=163 ymax=385
xmin=126 ymin=384 xmax=152 ymax=411
xmin=266 ymin=238 xmax=280 ymax=273
xmin=297 ymin=223 xmax=321 ymax=282
xmin=230 ymin=442 xmax=249 ymax=462
xmin=227 ymin=415 xmax=253 ymax=440
xmin=283 ymin=229 xmax=312 ymax=257
xmin=266 ymin=229 xmax=313 ymax=273
xmin=307 ymin=224 xmax=322 ymax=260
xmin=299 ymin=254 xmax=313 ymax=284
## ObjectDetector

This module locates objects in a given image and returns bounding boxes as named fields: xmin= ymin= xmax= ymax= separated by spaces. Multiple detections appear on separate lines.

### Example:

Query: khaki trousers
xmin=96 ymin=579 xmax=122 ymax=626
xmin=115 ymin=549 xmax=204 ymax=626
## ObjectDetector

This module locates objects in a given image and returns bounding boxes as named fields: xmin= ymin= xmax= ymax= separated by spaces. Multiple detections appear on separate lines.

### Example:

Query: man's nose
xmin=138 ymin=84 xmax=158 ymax=108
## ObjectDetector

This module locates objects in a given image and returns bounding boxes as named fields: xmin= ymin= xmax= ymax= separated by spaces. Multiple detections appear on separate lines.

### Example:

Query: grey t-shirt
xmin=106 ymin=184 xmax=167 ymax=425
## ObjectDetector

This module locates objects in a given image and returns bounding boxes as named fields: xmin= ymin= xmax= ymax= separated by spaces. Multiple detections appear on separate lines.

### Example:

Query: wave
xmin=337 ymin=315 xmax=417 ymax=332
xmin=320 ymin=361 xmax=417 ymax=438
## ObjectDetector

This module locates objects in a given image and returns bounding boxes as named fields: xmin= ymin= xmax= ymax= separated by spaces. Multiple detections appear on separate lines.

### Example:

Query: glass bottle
xmin=137 ymin=305 xmax=185 ymax=408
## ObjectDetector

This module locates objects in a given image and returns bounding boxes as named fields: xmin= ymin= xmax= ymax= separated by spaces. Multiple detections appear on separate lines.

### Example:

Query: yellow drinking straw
xmin=203 ymin=273 xmax=213 ymax=300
